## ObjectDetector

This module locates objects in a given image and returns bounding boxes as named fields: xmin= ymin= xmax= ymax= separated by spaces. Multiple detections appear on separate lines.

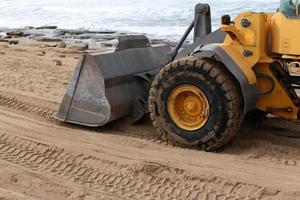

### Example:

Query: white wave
xmin=0 ymin=0 xmax=279 ymax=41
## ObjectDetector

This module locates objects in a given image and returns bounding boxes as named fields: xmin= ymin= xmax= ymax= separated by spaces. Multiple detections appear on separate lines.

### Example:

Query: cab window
xmin=280 ymin=0 xmax=300 ymax=17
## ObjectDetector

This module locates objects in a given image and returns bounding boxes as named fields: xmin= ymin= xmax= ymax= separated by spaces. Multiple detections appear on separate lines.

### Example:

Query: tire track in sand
xmin=0 ymin=91 xmax=56 ymax=120
xmin=0 ymin=91 xmax=162 ymax=142
xmin=0 ymin=133 xmax=282 ymax=200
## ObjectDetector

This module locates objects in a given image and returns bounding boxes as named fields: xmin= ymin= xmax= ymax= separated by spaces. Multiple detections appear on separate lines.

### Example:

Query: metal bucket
xmin=56 ymin=35 xmax=170 ymax=126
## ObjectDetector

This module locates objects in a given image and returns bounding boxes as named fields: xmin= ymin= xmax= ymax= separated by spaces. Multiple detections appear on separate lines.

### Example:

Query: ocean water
xmin=0 ymin=0 xmax=278 ymax=41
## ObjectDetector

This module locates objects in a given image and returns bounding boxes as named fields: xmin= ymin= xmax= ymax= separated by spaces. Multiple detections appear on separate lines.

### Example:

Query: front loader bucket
xmin=56 ymin=36 xmax=170 ymax=127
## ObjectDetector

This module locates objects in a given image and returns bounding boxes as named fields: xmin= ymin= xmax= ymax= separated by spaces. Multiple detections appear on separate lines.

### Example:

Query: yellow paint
xmin=220 ymin=12 xmax=272 ymax=85
xmin=217 ymin=11 xmax=299 ymax=119
xmin=167 ymin=84 xmax=210 ymax=131
xmin=254 ymin=63 xmax=298 ymax=119
xmin=220 ymin=44 xmax=257 ymax=84
xmin=272 ymin=12 xmax=300 ymax=55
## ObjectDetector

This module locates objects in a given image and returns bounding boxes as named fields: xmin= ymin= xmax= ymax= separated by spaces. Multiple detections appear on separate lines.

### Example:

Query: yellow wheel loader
xmin=57 ymin=0 xmax=300 ymax=150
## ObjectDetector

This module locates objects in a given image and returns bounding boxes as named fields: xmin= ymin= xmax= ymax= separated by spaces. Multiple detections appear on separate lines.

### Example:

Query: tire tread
xmin=148 ymin=56 xmax=244 ymax=151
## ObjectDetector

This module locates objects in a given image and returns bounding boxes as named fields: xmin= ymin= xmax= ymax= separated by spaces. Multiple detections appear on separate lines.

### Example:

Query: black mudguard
xmin=195 ymin=44 xmax=258 ymax=113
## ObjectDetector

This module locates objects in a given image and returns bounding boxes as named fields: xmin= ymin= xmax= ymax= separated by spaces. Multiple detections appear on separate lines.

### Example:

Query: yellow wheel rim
xmin=167 ymin=84 xmax=210 ymax=131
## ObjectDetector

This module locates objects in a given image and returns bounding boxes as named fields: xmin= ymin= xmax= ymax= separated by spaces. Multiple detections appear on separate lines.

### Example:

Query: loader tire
xmin=148 ymin=57 xmax=244 ymax=151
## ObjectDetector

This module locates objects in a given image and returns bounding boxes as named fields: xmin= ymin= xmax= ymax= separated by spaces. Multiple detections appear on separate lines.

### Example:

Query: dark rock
xmin=6 ymin=31 xmax=24 ymax=37
xmin=24 ymin=28 xmax=64 ymax=37
xmin=9 ymin=40 xmax=19 ymax=45
xmin=25 ymin=26 xmax=34 ymax=30
xmin=87 ymin=34 xmax=116 ymax=41
xmin=36 ymin=37 xmax=62 ymax=42
xmin=0 ymin=52 xmax=5 ymax=55
xmin=53 ymin=60 xmax=62 ymax=66
xmin=62 ymin=29 xmax=85 ymax=35
xmin=57 ymin=41 xmax=67 ymax=48
xmin=57 ymin=29 xmax=116 ymax=36
xmin=69 ymin=35 xmax=91 ymax=40
xmin=54 ymin=29 xmax=73 ymax=36
xmin=118 ymin=32 xmax=128 ymax=36
xmin=37 ymin=51 xmax=46 ymax=56
xmin=0 ymin=39 xmax=9 ymax=43
xmin=36 ymin=25 xmax=58 ymax=29
xmin=27 ymin=34 xmax=45 ymax=39
xmin=22 ymin=33 xmax=31 ymax=37
xmin=60 ymin=32 xmax=117 ymax=41
xmin=86 ymin=30 xmax=116 ymax=34
xmin=24 ymin=29 xmax=51 ymax=37
xmin=73 ymin=43 xmax=89 ymax=51
xmin=10 ymin=176 xmax=18 ymax=183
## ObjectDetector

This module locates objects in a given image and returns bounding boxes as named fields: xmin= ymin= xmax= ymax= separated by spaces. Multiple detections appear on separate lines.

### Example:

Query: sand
xmin=0 ymin=38 xmax=299 ymax=200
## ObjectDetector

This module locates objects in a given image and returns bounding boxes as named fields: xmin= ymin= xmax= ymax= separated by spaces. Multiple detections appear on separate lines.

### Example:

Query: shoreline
xmin=0 ymin=26 xmax=180 ymax=50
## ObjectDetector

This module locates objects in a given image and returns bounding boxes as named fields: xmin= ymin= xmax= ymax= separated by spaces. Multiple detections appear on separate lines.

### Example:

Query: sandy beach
xmin=0 ymin=28 xmax=299 ymax=200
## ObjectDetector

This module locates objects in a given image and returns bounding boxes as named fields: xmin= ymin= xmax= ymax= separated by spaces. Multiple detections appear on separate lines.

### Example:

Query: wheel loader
xmin=57 ymin=0 xmax=300 ymax=151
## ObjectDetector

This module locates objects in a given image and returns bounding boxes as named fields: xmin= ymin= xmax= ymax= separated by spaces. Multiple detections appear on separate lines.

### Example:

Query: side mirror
xmin=221 ymin=15 xmax=231 ymax=25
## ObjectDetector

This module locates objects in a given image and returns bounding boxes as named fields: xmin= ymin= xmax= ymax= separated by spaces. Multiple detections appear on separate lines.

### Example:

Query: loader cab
xmin=272 ymin=0 xmax=300 ymax=55
xmin=280 ymin=0 xmax=300 ymax=17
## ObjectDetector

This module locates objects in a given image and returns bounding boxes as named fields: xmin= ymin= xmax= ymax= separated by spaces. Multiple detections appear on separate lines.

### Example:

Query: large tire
xmin=148 ymin=56 xmax=244 ymax=151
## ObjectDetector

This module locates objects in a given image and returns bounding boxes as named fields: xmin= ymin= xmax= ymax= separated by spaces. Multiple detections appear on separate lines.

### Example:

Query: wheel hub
xmin=167 ymin=84 xmax=210 ymax=131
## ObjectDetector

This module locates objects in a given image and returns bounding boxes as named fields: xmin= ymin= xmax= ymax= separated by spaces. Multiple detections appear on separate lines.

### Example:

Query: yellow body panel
xmin=272 ymin=12 xmax=300 ymax=55
xmin=219 ymin=44 xmax=257 ymax=84
xmin=219 ymin=12 xmax=299 ymax=119
xmin=220 ymin=12 xmax=270 ymax=85
xmin=254 ymin=63 xmax=298 ymax=119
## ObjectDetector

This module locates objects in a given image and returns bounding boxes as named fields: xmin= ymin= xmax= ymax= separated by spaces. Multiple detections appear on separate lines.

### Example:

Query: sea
xmin=0 ymin=0 xmax=279 ymax=41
